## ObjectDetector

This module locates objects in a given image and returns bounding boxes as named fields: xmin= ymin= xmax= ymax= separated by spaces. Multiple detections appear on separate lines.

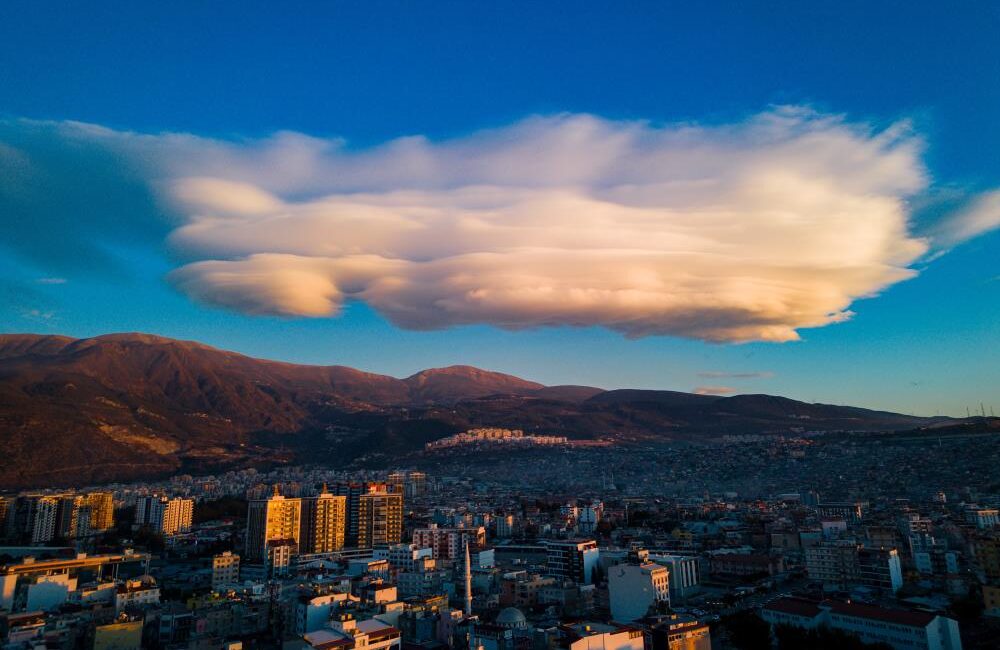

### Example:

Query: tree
xmin=722 ymin=611 xmax=771 ymax=650
xmin=949 ymin=590 xmax=983 ymax=624
xmin=194 ymin=497 xmax=247 ymax=523
xmin=775 ymin=624 xmax=893 ymax=650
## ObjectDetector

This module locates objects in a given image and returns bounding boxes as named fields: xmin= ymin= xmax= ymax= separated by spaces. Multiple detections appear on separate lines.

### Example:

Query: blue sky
xmin=1 ymin=2 xmax=998 ymax=415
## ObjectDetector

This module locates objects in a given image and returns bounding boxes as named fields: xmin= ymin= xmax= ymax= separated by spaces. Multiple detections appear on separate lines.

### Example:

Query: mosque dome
xmin=495 ymin=607 xmax=528 ymax=629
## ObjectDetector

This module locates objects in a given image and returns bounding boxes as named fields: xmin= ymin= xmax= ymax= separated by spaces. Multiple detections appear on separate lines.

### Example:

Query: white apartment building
xmin=608 ymin=562 xmax=669 ymax=622
xmin=762 ymin=597 xmax=962 ymax=650
xmin=135 ymin=495 xmax=194 ymax=535
xmin=647 ymin=553 xmax=700 ymax=602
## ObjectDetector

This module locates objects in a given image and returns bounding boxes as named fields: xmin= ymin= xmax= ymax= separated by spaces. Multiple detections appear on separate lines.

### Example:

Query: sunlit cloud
xmin=3 ymin=109 xmax=999 ymax=342
xmin=694 ymin=385 xmax=737 ymax=396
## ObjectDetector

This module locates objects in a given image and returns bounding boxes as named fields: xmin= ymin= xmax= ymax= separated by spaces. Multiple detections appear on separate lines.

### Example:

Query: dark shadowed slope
xmin=0 ymin=333 xmax=949 ymax=488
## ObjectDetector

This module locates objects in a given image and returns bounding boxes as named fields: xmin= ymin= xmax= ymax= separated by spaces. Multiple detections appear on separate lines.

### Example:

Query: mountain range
xmin=0 ymin=333 xmax=947 ymax=488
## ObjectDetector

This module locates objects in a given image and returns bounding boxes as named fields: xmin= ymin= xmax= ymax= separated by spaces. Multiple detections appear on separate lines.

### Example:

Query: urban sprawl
xmin=2 ymin=427 xmax=999 ymax=649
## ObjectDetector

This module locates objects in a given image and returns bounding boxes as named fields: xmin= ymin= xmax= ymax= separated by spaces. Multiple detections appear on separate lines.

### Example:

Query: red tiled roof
xmin=762 ymin=597 xmax=822 ymax=618
xmin=824 ymin=601 xmax=936 ymax=628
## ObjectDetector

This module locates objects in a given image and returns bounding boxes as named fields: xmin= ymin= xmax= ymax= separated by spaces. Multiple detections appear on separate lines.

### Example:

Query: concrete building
xmin=294 ymin=592 xmax=350 ymax=634
xmin=135 ymin=495 xmax=194 ymax=535
xmin=30 ymin=496 xmax=59 ymax=544
xmin=332 ymin=482 xmax=403 ymax=548
xmin=212 ymin=551 xmax=240 ymax=591
xmin=545 ymin=539 xmax=599 ymax=584
xmin=114 ymin=576 xmax=160 ymax=613
xmin=500 ymin=571 xmax=557 ymax=608
xmin=646 ymin=614 xmax=712 ymax=650
xmin=161 ymin=497 xmax=194 ymax=535
xmin=300 ymin=488 xmax=347 ymax=553
xmin=265 ymin=539 xmax=297 ymax=577
xmin=412 ymin=524 xmax=486 ymax=560
xmin=805 ymin=541 xmax=902 ymax=593
xmin=983 ymin=584 xmax=1000 ymax=617
xmin=762 ymin=597 xmax=962 ymax=650
xmin=647 ymin=554 xmax=700 ymax=603
xmin=357 ymin=490 xmax=403 ymax=548
xmin=373 ymin=543 xmax=435 ymax=573
xmin=965 ymin=507 xmax=999 ymax=529
xmin=245 ymin=487 xmax=301 ymax=562
xmin=55 ymin=495 xmax=84 ymax=539
xmin=93 ymin=617 xmax=143 ymax=650
xmin=85 ymin=492 xmax=115 ymax=531
xmin=578 ymin=502 xmax=603 ymax=534
xmin=0 ymin=551 xmax=150 ymax=612
xmin=299 ymin=613 xmax=401 ymax=650
xmin=608 ymin=562 xmax=669 ymax=622
xmin=555 ymin=622 xmax=645 ymax=650
xmin=496 ymin=514 xmax=516 ymax=538
xmin=816 ymin=501 xmax=867 ymax=523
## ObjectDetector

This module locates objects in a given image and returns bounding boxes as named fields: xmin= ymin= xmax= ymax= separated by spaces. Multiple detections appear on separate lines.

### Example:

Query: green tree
xmin=722 ymin=611 xmax=771 ymax=650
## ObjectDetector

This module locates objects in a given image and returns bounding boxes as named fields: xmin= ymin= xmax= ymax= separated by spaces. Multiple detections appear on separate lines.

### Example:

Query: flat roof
xmin=1 ymin=552 xmax=149 ymax=575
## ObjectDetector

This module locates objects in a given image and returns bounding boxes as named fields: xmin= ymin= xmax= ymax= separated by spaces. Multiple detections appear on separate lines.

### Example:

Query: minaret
xmin=464 ymin=540 xmax=473 ymax=616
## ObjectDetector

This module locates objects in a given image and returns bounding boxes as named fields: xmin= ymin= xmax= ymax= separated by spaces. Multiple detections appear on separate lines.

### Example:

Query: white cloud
xmin=928 ymin=190 xmax=1000 ymax=249
xmin=159 ymin=108 xmax=931 ymax=342
xmin=5 ymin=109 xmax=999 ymax=342
xmin=694 ymin=386 xmax=737 ymax=396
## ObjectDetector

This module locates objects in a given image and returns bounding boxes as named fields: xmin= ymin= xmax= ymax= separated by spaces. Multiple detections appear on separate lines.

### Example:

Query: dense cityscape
xmin=1 ymin=426 xmax=998 ymax=649
xmin=3 ymin=4 xmax=999 ymax=650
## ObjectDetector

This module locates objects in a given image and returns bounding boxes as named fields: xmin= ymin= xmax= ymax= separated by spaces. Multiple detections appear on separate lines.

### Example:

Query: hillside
xmin=0 ymin=333 xmax=948 ymax=488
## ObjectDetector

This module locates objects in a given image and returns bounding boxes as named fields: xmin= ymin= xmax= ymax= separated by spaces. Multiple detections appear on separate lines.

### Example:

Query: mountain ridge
xmin=0 ymin=332 xmax=952 ymax=489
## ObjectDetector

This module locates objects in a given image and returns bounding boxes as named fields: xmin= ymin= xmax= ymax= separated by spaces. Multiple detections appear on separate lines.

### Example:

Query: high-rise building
xmin=161 ymin=498 xmax=194 ymax=535
xmin=332 ymin=482 xmax=367 ymax=546
xmin=300 ymin=486 xmax=347 ymax=553
xmin=5 ymin=495 xmax=61 ymax=543
xmin=55 ymin=495 xmax=84 ymax=539
xmin=496 ymin=514 xmax=516 ymax=538
xmin=85 ymin=492 xmax=115 ymax=531
xmin=30 ymin=496 xmax=59 ymax=544
xmin=135 ymin=495 xmax=160 ymax=527
xmin=135 ymin=496 xmax=193 ymax=535
xmin=406 ymin=472 xmax=428 ymax=498
xmin=333 ymin=482 xmax=403 ymax=548
xmin=245 ymin=487 xmax=301 ymax=562
xmin=358 ymin=490 xmax=403 ymax=548
xmin=544 ymin=539 xmax=599 ymax=584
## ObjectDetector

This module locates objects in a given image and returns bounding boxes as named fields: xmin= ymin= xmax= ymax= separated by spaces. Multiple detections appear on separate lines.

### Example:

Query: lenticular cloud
xmin=162 ymin=108 xmax=930 ymax=342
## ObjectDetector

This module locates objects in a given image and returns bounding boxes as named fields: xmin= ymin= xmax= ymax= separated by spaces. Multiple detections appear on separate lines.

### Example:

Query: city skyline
xmin=2 ymin=3 xmax=999 ymax=416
